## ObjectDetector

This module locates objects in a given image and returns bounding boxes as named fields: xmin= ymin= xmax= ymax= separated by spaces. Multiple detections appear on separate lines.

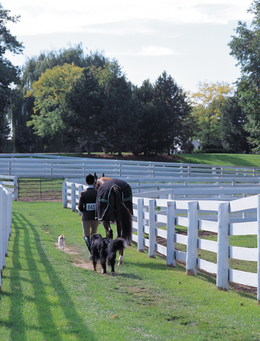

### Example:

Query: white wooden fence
xmin=0 ymin=175 xmax=17 ymax=200
xmin=0 ymin=184 xmax=12 ymax=291
xmin=63 ymin=179 xmax=260 ymax=301
xmin=1 ymin=155 xmax=260 ymax=178
xmin=132 ymin=195 xmax=260 ymax=297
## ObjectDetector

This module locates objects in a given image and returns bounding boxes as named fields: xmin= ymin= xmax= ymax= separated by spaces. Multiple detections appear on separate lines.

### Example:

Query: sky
xmin=3 ymin=0 xmax=254 ymax=93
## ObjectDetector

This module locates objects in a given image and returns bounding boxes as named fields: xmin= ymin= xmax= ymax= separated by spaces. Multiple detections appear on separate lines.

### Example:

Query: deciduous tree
xmin=191 ymin=82 xmax=234 ymax=145
xmin=26 ymin=63 xmax=83 ymax=150
xmin=228 ymin=1 xmax=260 ymax=151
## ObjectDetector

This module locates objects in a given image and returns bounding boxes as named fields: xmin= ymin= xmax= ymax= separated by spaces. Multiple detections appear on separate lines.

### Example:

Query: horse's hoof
xmin=118 ymin=261 xmax=124 ymax=266
xmin=111 ymin=272 xmax=115 ymax=276
xmin=102 ymin=269 xmax=106 ymax=274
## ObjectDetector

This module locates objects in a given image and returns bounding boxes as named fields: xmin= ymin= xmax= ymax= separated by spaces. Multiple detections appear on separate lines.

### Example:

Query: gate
xmin=18 ymin=178 xmax=64 ymax=201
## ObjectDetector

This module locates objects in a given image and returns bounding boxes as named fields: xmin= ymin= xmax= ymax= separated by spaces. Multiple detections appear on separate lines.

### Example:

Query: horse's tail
xmin=114 ymin=186 xmax=132 ymax=245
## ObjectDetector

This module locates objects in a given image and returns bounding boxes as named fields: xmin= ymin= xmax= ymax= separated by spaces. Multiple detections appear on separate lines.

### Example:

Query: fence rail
xmin=63 ymin=179 xmax=260 ymax=301
xmin=0 ymin=184 xmax=12 ymax=291
xmin=132 ymin=194 xmax=260 ymax=300
xmin=1 ymin=156 xmax=260 ymax=178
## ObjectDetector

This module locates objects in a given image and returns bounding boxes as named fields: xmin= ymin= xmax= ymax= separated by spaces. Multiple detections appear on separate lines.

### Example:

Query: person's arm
xmin=78 ymin=192 xmax=85 ymax=212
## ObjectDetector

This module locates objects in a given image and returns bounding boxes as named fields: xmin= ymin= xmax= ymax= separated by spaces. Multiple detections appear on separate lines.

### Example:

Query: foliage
xmin=64 ymin=67 xmax=104 ymax=154
xmin=0 ymin=3 xmax=23 ymax=148
xmin=96 ymin=61 xmax=137 ymax=156
xmin=220 ymin=95 xmax=249 ymax=153
xmin=132 ymin=79 xmax=163 ymax=155
xmin=228 ymin=1 xmax=260 ymax=152
xmin=11 ymin=45 xmax=108 ymax=152
xmin=190 ymin=82 xmax=234 ymax=144
xmin=153 ymin=71 xmax=192 ymax=154
xmin=132 ymin=74 xmax=192 ymax=155
xmin=26 ymin=63 xmax=83 ymax=150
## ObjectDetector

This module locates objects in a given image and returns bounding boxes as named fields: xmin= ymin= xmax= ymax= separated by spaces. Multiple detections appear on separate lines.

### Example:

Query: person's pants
xmin=82 ymin=220 xmax=99 ymax=237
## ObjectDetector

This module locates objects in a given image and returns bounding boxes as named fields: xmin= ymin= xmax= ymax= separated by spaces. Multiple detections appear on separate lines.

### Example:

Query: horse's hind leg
xmin=116 ymin=221 xmax=124 ymax=265
xmin=103 ymin=220 xmax=113 ymax=239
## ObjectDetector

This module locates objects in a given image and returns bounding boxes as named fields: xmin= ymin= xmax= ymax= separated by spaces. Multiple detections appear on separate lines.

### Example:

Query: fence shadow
xmin=4 ymin=212 xmax=97 ymax=341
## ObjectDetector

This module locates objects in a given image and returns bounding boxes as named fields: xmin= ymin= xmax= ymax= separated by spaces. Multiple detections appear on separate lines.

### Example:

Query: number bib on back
xmin=86 ymin=203 xmax=96 ymax=211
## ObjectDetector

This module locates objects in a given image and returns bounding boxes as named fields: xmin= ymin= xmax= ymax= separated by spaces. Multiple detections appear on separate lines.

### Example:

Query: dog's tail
xmin=109 ymin=238 xmax=126 ymax=253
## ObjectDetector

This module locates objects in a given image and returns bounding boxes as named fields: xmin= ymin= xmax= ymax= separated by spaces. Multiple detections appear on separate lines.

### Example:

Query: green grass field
xmin=1 ymin=201 xmax=260 ymax=340
xmin=180 ymin=153 xmax=260 ymax=167
xmin=56 ymin=152 xmax=260 ymax=168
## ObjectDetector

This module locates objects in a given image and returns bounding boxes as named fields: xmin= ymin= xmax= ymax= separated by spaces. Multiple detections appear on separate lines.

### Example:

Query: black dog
xmin=90 ymin=234 xmax=125 ymax=276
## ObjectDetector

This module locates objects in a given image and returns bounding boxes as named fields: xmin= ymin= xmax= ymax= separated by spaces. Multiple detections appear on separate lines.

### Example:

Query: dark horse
xmin=94 ymin=173 xmax=132 ymax=265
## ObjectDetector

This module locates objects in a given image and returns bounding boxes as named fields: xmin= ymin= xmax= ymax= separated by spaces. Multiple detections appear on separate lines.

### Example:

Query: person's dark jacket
xmin=78 ymin=186 xmax=97 ymax=221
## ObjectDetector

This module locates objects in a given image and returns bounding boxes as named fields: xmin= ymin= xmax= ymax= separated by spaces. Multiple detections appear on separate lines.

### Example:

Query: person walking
xmin=78 ymin=174 xmax=99 ymax=256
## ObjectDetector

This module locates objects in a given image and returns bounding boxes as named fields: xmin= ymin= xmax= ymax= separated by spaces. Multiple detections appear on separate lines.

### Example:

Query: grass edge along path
xmin=0 ymin=201 xmax=260 ymax=340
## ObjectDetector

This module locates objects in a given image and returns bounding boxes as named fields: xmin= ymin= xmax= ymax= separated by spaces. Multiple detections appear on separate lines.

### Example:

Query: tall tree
xmin=221 ymin=95 xmax=249 ymax=152
xmin=12 ymin=45 xmax=108 ymax=152
xmin=0 ymin=3 xmax=23 ymax=149
xmin=153 ymin=71 xmax=191 ymax=154
xmin=96 ymin=61 xmax=136 ymax=156
xmin=63 ymin=67 xmax=104 ymax=154
xmin=26 ymin=63 xmax=83 ymax=151
xmin=191 ymin=82 xmax=234 ymax=145
xmin=228 ymin=1 xmax=260 ymax=152
xmin=132 ymin=80 xmax=164 ymax=155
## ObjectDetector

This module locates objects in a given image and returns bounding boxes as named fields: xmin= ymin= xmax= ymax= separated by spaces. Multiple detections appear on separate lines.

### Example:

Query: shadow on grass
xmin=2 ymin=212 xmax=97 ymax=341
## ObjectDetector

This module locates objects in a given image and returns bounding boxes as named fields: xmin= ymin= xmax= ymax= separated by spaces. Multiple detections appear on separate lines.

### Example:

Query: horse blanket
xmin=95 ymin=179 xmax=133 ymax=221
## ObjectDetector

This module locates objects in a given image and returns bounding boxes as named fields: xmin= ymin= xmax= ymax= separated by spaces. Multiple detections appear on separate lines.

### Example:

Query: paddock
xmin=2 ymin=154 xmax=260 ymax=301
xmin=63 ymin=178 xmax=260 ymax=302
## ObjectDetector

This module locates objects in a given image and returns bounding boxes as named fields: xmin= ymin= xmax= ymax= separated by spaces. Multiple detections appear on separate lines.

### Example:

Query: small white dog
xmin=58 ymin=234 xmax=65 ymax=250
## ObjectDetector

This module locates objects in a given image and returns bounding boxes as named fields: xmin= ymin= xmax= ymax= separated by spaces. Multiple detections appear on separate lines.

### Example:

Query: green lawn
xmin=55 ymin=152 xmax=260 ymax=168
xmin=1 ymin=201 xmax=260 ymax=340
xmin=179 ymin=153 xmax=260 ymax=167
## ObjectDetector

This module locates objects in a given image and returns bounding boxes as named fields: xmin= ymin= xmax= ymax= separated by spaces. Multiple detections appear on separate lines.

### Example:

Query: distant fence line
xmin=1 ymin=155 xmax=260 ymax=178
xmin=63 ymin=179 xmax=260 ymax=302
xmin=0 ymin=184 xmax=12 ymax=291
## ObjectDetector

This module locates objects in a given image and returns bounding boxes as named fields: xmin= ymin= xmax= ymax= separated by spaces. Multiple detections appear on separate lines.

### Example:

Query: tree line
xmin=1 ymin=1 xmax=260 ymax=155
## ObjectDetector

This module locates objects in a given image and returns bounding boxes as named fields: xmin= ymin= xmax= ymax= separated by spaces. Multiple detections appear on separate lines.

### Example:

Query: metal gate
xmin=18 ymin=178 xmax=64 ymax=201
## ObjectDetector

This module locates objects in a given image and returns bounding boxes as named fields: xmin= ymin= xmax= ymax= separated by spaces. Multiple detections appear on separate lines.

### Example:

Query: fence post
xmin=186 ymin=201 xmax=198 ymax=276
xmin=7 ymin=191 xmax=12 ymax=238
xmin=71 ymin=183 xmax=75 ymax=212
xmin=216 ymin=202 xmax=229 ymax=291
xmin=166 ymin=200 xmax=175 ymax=266
xmin=0 ymin=187 xmax=3 ymax=277
xmin=0 ymin=188 xmax=2 ymax=291
xmin=78 ymin=185 xmax=83 ymax=215
xmin=137 ymin=198 xmax=144 ymax=252
xmin=3 ymin=196 xmax=7 ymax=257
xmin=62 ymin=182 xmax=67 ymax=208
xmin=13 ymin=176 xmax=17 ymax=201
xmin=148 ymin=199 xmax=156 ymax=258
xmin=257 ymin=195 xmax=260 ymax=303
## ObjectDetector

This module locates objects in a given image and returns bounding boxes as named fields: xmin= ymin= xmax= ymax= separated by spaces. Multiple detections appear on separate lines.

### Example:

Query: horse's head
xmin=94 ymin=172 xmax=111 ymax=189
